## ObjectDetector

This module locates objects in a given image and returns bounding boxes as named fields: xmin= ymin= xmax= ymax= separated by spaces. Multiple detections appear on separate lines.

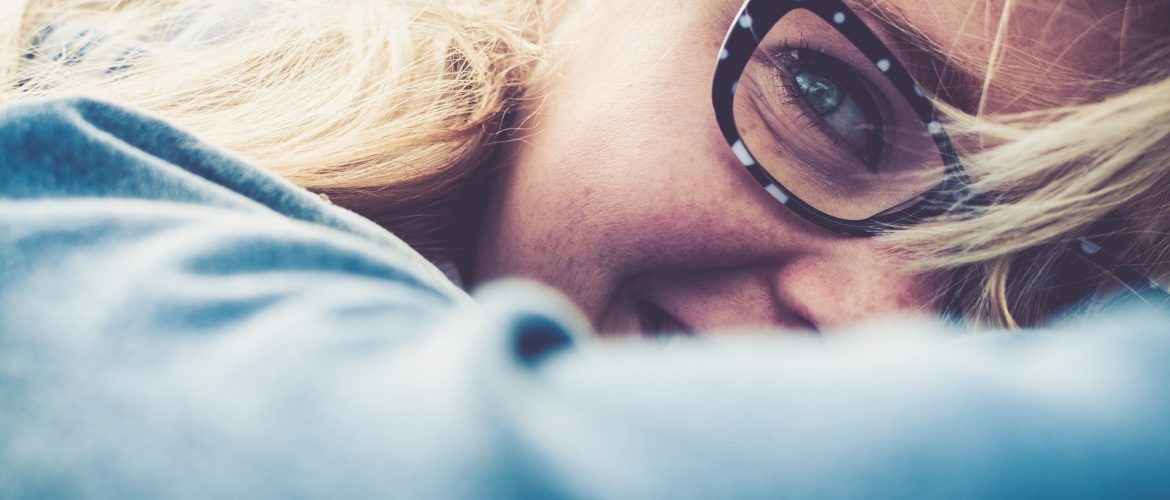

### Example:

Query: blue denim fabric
xmin=1 ymin=98 xmax=1168 ymax=499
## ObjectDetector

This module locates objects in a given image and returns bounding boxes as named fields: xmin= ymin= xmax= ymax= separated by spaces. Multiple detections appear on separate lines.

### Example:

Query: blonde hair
xmin=876 ymin=0 xmax=1170 ymax=327
xmin=3 ymin=0 xmax=1168 ymax=328
xmin=1 ymin=0 xmax=546 ymax=261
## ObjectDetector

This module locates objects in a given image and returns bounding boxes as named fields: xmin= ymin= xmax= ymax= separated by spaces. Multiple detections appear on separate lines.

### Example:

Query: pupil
xmin=794 ymin=71 xmax=841 ymax=116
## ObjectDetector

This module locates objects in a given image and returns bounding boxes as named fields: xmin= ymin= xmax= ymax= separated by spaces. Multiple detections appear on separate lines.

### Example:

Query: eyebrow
xmin=850 ymin=2 xmax=986 ymax=113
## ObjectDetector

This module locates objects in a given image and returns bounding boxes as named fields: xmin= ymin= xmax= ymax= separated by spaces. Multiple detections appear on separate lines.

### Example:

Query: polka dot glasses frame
xmin=712 ymin=0 xmax=965 ymax=237
xmin=711 ymin=0 xmax=1170 ymax=311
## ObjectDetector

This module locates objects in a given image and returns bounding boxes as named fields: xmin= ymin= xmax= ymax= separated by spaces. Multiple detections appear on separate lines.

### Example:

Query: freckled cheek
xmin=567 ymin=169 xmax=700 ymax=258
xmin=526 ymin=139 xmax=719 ymax=258
xmin=502 ymin=55 xmax=766 ymax=277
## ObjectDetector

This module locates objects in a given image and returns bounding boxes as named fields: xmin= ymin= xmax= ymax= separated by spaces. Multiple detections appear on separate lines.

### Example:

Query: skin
xmin=471 ymin=0 xmax=1150 ymax=336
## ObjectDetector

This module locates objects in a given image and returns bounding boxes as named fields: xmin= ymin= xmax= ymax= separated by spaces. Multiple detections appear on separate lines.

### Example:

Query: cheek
xmin=475 ymin=74 xmax=770 ymax=322
xmin=471 ymin=95 xmax=668 ymax=310
xmin=520 ymin=96 xmax=778 ymax=275
xmin=481 ymin=25 xmax=736 ymax=269
xmin=481 ymin=99 xmax=700 ymax=275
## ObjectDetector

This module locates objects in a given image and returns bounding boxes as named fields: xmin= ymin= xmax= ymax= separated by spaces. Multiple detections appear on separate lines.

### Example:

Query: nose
xmin=635 ymin=266 xmax=815 ymax=334
xmin=633 ymin=242 xmax=938 ymax=335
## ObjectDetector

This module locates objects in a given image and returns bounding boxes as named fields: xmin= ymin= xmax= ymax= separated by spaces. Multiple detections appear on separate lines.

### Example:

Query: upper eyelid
xmin=757 ymin=38 xmax=897 ymax=105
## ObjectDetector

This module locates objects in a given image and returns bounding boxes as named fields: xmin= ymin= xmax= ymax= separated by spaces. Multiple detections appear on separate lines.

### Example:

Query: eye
xmin=777 ymin=48 xmax=886 ymax=171
xmin=734 ymin=12 xmax=946 ymax=221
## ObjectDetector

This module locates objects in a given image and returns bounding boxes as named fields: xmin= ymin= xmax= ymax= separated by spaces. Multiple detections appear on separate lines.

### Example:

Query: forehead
xmin=551 ymin=0 xmax=1135 ymax=113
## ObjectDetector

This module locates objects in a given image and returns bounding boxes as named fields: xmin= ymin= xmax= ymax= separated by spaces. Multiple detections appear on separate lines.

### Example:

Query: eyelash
xmin=767 ymin=38 xmax=890 ymax=172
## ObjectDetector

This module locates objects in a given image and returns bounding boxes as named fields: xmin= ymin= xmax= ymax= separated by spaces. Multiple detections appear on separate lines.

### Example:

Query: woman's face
xmin=472 ymin=0 xmax=1136 ymax=335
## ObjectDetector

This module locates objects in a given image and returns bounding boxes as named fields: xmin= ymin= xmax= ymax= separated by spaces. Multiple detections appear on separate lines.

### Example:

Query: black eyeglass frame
xmin=712 ymin=0 xmax=1170 ymax=310
xmin=712 ymin=0 xmax=966 ymax=236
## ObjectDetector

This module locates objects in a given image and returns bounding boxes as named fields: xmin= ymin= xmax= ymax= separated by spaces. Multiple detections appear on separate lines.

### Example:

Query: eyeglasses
xmin=712 ymin=0 xmax=1169 ymax=313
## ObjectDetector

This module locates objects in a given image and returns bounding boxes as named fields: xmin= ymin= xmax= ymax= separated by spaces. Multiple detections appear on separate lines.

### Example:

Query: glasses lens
xmin=732 ymin=9 xmax=944 ymax=221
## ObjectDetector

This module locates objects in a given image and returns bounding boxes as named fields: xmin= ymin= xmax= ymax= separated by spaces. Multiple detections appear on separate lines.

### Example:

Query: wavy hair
xmin=871 ymin=0 xmax=1170 ymax=327
xmin=1 ymin=0 xmax=546 ymax=262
